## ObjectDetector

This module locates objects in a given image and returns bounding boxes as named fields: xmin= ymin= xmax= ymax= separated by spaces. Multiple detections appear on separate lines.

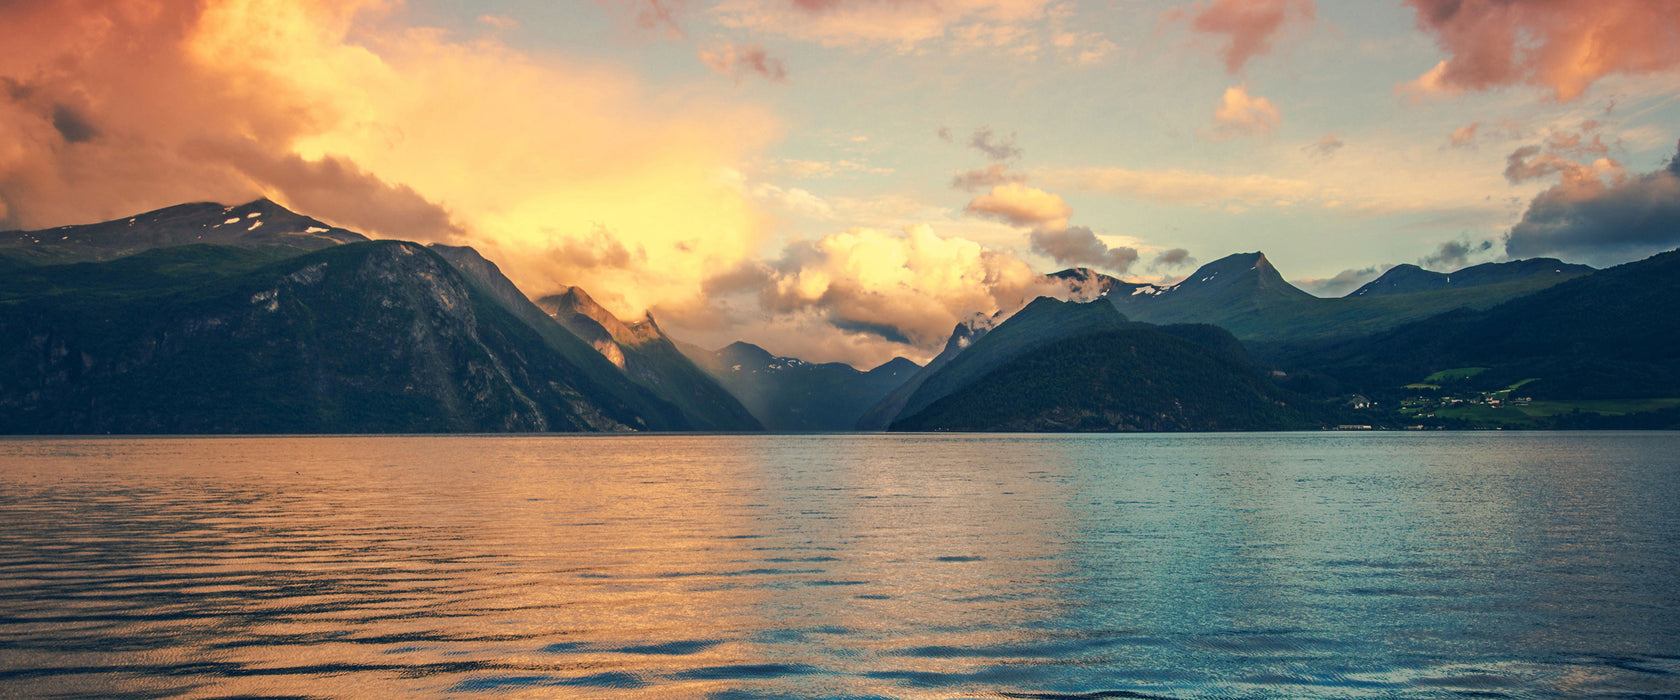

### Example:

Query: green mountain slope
xmin=0 ymin=241 xmax=686 ymax=433
xmin=1060 ymin=252 xmax=1593 ymax=345
xmin=854 ymin=311 xmax=999 ymax=430
xmin=1282 ymin=247 xmax=1680 ymax=401
xmin=889 ymin=297 xmax=1130 ymax=425
xmin=1348 ymin=258 xmax=1593 ymax=297
xmin=891 ymin=328 xmax=1309 ymax=432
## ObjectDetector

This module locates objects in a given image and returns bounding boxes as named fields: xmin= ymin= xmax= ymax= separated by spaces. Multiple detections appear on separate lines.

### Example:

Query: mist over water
xmin=2 ymin=433 xmax=1678 ymax=699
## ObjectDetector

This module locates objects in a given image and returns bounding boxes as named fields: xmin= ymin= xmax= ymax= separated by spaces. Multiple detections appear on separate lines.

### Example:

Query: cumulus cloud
xmin=1179 ymin=0 xmax=1315 ymax=73
xmin=699 ymin=224 xmax=1061 ymax=363
xmin=951 ymin=164 xmax=1027 ymax=191
xmin=964 ymin=183 xmax=1071 ymax=229
xmin=1420 ymin=239 xmax=1494 ymax=270
xmin=1209 ymin=85 xmax=1280 ymax=140
xmin=1505 ymin=140 xmax=1680 ymax=265
xmin=1295 ymin=264 xmax=1391 ymax=297
xmin=1030 ymin=225 xmax=1140 ymax=274
xmin=699 ymin=42 xmax=788 ymax=83
xmin=1151 ymin=248 xmax=1196 ymax=271
xmin=968 ymin=126 xmax=1022 ymax=161
xmin=0 ymin=0 xmax=776 ymax=320
xmin=1402 ymin=0 xmax=1680 ymax=101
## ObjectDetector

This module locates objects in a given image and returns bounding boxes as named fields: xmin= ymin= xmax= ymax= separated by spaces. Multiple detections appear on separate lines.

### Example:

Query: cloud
xmin=964 ymin=183 xmax=1071 ymax=229
xmin=951 ymin=164 xmax=1027 ymax=191
xmin=1295 ymin=264 xmax=1390 ymax=297
xmin=1305 ymin=132 xmax=1343 ymax=158
xmin=1505 ymin=140 xmax=1680 ymax=265
xmin=1030 ymin=225 xmax=1139 ymax=274
xmin=599 ymin=0 xmax=693 ymax=37
xmin=1402 ymin=0 xmax=1680 ymax=101
xmin=1151 ymin=248 xmax=1196 ymax=270
xmin=1450 ymin=122 xmax=1481 ymax=149
xmin=968 ymin=126 xmax=1022 ymax=161
xmin=1180 ymin=0 xmax=1315 ymax=73
xmin=703 ymin=224 xmax=1060 ymax=363
xmin=711 ymin=0 xmax=1054 ymax=48
xmin=937 ymin=126 xmax=953 ymax=142
xmin=1209 ymin=85 xmax=1279 ymax=140
xmin=0 ymin=0 xmax=777 ymax=320
xmin=699 ymin=42 xmax=788 ymax=83
xmin=186 ymin=139 xmax=464 ymax=241
xmin=749 ymin=181 xmax=836 ymax=218
xmin=1419 ymin=238 xmax=1494 ymax=270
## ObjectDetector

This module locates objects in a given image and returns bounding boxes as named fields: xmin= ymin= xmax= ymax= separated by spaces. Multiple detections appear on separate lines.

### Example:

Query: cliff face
xmin=535 ymin=288 xmax=764 ymax=431
xmin=0 ymin=241 xmax=660 ymax=433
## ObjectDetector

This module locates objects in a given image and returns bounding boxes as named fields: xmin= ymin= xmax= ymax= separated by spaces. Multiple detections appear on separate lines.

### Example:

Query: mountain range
xmin=2 ymin=198 xmax=1674 ymax=432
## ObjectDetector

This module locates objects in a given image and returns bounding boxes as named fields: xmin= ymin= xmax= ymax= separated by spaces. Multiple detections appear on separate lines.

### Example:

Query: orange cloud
xmin=1209 ymin=85 xmax=1280 ymax=140
xmin=0 ymin=0 xmax=778 ymax=320
xmin=698 ymin=224 xmax=1060 ymax=364
xmin=1181 ymin=0 xmax=1314 ymax=73
xmin=1403 ymin=0 xmax=1680 ymax=101
xmin=964 ymin=183 xmax=1072 ymax=229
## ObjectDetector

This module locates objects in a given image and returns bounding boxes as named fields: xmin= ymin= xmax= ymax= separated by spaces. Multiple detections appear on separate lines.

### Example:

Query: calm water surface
xmin=1 ymin=433 xmax=1678 ymax=699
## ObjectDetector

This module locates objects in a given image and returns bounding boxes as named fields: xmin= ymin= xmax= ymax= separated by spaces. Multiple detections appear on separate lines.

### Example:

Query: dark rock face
xmin=532 ymin=288 xmax=763 ymax=431
xmin=681 ymin=341 xmax=918 ymax=431
xmin=0 ymin=241 xmax=661 ymax=434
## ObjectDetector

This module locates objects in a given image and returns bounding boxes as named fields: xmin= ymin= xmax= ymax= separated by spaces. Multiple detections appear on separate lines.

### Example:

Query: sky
xmin=3 ymin=0 xmax=1679 ymax=367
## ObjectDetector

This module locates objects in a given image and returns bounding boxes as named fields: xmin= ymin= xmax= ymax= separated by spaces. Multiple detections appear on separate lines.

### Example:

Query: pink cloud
xmin=1403 ymin=0 xmax=1680 ymax=101
xmin=699 ymin=42 xmax=788 ymax=82
xmin=1182 ymin=0 xmax=1315 ymax=73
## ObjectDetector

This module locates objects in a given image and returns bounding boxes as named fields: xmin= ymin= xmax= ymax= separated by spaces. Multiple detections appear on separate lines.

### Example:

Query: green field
xmin=1429 ymin=398 xmax=1680 ymax=428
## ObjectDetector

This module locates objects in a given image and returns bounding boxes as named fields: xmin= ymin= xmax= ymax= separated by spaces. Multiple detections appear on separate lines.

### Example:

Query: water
xmin=2 ymin=432 xmax=1678 ymax=699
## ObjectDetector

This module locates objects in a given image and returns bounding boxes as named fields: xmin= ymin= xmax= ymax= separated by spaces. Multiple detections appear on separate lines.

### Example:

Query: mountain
xmin=682 ymin=341 xmax=919 ymax=431
xmin=878 ymin=297 xmax=1130 ymax=428
xmin=1051 ymin=252 xmax=1595 ymax=345
xmin=854 ymin=311 xmax=1000 ymax=430
xmin=424 ymin=244 xmax=705 ymax=430
xmin=0 ymin=241 xmax=692 ymax=433
xmin=864 ymin=296 xmax=1296 ymax=431
xmin=534 ymin=287 xmax=761 ymax=431
xmin=1285 ymin=247 xmax=1680 ymax=401
xmin=1347 ymin=258 xmax=1594 ymax=297
xmin=891 ymin=327 xmax=1310 ymax=432
xmin=0 ymin=199 xmax=366 ymax=265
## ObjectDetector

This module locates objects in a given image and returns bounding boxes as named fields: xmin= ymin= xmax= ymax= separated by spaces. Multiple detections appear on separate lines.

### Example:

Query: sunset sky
xmin=3 ymin=0 xmax=1678 ymax=366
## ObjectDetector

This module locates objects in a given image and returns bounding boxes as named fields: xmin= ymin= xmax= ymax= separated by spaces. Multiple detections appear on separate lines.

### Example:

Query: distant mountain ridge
xmin=682 ymin=341 xmax=918 ymax=431
xmin=1348 ymin=258 xmax=1594 ymax=297
xmin=0 ymin=199 xmax=366 ymax=264
xmin=1048 ymin=251 xmax=1595 ymax=345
